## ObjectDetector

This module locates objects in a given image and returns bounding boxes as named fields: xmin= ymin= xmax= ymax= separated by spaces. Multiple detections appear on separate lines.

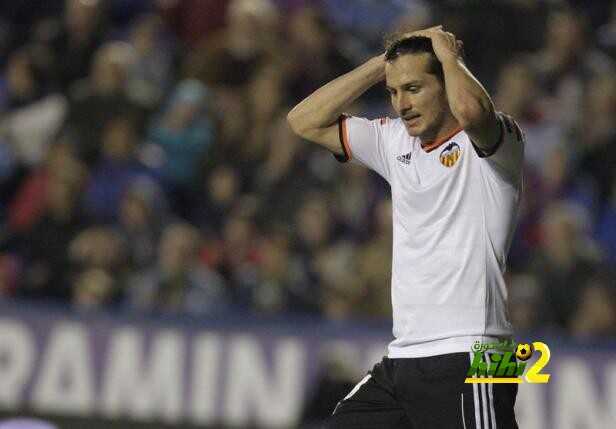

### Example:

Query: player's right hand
xmin=400 ymin=25 xmax=443 ymax=40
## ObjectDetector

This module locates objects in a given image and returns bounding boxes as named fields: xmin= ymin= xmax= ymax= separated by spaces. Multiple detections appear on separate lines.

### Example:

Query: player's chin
xmin=404 ymin=123 xmax=422 ymax=136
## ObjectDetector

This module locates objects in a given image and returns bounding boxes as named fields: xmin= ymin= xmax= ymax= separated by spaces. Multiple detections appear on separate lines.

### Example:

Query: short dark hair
xmin=384 ymin=36 xmax=444 ymax=81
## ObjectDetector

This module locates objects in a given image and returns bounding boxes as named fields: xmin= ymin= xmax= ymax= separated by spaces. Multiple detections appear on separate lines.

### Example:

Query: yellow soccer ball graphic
xmin=515 ymin=343 xmax=533 ymax=361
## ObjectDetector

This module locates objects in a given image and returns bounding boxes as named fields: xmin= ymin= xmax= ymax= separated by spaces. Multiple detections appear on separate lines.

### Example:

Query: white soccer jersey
xmin=339 ymin=113 xmax=525 ymax=358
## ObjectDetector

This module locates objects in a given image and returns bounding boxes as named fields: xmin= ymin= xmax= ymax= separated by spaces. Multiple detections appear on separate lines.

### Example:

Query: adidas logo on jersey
xmin=397 ymin=152 xmax=412 ymax=164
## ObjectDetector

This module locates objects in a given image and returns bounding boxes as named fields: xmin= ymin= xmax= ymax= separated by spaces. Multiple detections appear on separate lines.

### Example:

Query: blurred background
xmin=0 ymin=0 xmax=614 ymax=428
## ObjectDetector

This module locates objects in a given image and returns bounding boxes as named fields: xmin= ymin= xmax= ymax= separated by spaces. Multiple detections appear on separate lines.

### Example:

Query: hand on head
xmin=398 ymin=25 xmax=464 ymax=63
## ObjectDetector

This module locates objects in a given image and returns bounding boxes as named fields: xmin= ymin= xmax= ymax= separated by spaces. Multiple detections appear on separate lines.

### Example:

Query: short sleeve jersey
xmin=338 ymin=113 xmax=525 ymax=357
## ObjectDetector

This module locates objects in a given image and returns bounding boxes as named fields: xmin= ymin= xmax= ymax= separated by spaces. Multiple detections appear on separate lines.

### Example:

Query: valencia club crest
xmin=439 ymin=142 xmax=462 ymax=167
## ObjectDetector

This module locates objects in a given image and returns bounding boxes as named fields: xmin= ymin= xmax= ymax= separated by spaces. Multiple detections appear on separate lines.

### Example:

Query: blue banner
xmin=0 ymin=302 xmax=614 ymax=428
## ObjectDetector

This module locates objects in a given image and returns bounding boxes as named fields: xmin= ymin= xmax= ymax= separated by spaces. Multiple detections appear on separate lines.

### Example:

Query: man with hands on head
xmin=288 ymin=25 xmax=524 ymax=428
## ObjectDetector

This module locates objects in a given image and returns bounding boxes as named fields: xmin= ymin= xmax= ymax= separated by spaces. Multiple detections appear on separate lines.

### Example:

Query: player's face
xmin=385 ymin=53 xmax=450 ymax=139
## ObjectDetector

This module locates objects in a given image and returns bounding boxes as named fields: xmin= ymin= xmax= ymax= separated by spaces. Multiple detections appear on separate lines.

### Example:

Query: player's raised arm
xmin=415 ymin=28 xmax=501 ymax=155
xmin=286 ymin=54 xmax=385 ymax=156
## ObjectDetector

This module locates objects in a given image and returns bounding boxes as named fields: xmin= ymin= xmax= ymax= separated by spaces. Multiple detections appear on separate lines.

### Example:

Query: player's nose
xmin=394 ymin=93 xmax=412 ymax=114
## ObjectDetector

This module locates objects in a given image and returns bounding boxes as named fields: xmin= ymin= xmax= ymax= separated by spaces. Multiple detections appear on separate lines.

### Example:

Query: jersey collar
xmin=420 ymin=127 xmax=464 ymax=153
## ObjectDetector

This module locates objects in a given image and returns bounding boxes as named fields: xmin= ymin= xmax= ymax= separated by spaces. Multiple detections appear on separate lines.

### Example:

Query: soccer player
xmin=287 ymin=26 xmax=524 ymax=428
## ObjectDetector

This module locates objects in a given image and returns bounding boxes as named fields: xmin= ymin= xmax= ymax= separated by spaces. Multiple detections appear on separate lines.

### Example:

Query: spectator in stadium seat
xmin=315 ymin=241 xmax=364 ymax=320
xmin=493 ymin=58 xmax=575 ymax=269
xmin=355 ymin=198 xmax=393 ymax=319
xmin=0 ymin=1 xmax=62 ymax=63
xmin=254 ymin=113 xmax=302 ymax=191
xmin=68 ymin=226 xmax=127 ymax=277
xmin=243 ymin=61 xmax=288 ymax=162
xmin=528 ymin=5 xmax=615 ymax=133
xmin=0 ymin=46 xmax=68 ymax=168
xmin=286 ymin=5 xmax=353 ymax=101
xmin=294 ymin=192 xmax=336 ymax=257
xmin=190 ymin=164 xmax=240 ymax=236
xmin=252 ymin=113 xmax=323 ymax=225
xmin=595 ymin=181 xmax=616 ymax=263
xmin=579 ymin=73 xmax=616 ymax=147
xmin=290 ymin=192 xmax=338 ymax=314
xmin=321 ymin=0 xmax=430 ymax=53
xmin=506 ymin=273 xmax=543 ymax=332
xmin=82 ymin=115 xmax=155 ymax=222
xmin=494 ymin=59 xmax=566 ymax=175
xmin=14 ymin=158 xmax=88 ymax=301
xmin=1 ymin=45 xmax=52 ymax=112
xmin=44 ymin=0 xmax=108 ymax=91
xmin=597 ymin=0 xmax=616 ymax=59
xmin=143 ymin=79 xmax=215 ymax=215
xmin=204 ymin=86 xmax=248 ymax=167
xmin=208 ymin=212 xmax=262 ymax=309
xmin=182 ymin=0 xmax=280 ymax=88
xmin=569 ymin=270 xmax=616 ymax=337
xmin=117 ymin=178 xmax=169 ymax=271
xmin=528 ymin=201 xmax=604 ymax=331
xmin=66 ymin=41 xmax=139 ymax=165
xmin=331 ymin=162 xmax=381 ymax=240
xmin=125 ymin=13 xmax=175 ymax=109
xmin=68 ymin=226 xmax=130 ymax=308
xmin=7 ymin=142 xmax=78 ymax=233
xmin=71 ymin=267 xmax=117 ymax=311
xmin=156 ymin=0 xmax=228 ymax=47
xmin=128 ymin=222 xmax=229 ymax=315
xmin=0 ymin=254 xmax=20 ymax=299
xmin=575 ymin=73 xmax=616 ymax=217
xmin=249 ymin=230 xmax=297 ymax=314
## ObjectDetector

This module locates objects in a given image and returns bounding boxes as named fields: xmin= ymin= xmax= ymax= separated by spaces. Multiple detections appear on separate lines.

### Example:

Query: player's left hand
xmin=411 ymin=27 xmax=464 ymax=64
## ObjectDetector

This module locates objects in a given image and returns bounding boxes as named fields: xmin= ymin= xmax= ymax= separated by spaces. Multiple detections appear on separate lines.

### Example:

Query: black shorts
xmin=329 ymin=353 xmax=518 ymax=429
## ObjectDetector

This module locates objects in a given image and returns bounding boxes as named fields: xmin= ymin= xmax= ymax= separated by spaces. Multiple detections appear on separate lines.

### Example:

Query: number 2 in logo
xmin=524 ymin=342 xmax=551 ymax=384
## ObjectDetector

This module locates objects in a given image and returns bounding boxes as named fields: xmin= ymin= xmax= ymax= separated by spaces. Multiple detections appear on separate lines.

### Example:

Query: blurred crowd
xmin=0 ymin=0 xmax=614 ymax=339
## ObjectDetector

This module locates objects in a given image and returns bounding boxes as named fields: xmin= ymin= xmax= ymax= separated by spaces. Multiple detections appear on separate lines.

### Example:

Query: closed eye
xmin=403 ymin=84 xmax=420 ymax=93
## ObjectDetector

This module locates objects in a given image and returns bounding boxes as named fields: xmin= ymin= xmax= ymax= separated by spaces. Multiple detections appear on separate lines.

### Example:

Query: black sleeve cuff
xmin=333 ymin=114 xmax=350 ymax=163
xmin=472 ymin=114 xmax=505 ymax=158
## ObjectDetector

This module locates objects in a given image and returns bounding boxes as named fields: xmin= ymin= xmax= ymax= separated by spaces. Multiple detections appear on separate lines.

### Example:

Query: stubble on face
xmin=385 ymin=54 xmax=454 ymax=142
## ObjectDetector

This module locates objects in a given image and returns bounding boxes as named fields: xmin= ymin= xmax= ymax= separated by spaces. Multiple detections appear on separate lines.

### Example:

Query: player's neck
xmin=419 ymin=119 xmax=463 ymax=149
